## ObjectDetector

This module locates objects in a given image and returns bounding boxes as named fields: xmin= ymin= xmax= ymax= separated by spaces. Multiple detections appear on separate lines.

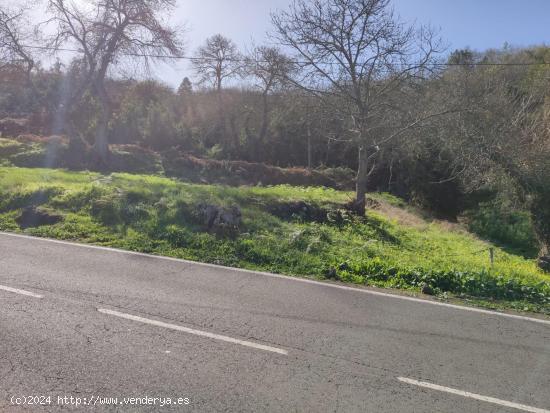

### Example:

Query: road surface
xmin=0 ymin=232 xmax=549 ymax=412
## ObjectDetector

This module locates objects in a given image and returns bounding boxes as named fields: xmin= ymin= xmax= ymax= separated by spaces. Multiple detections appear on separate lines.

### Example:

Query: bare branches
xmin=46 ymin=0 xmax=184 ymax=159
xmin=47 ymin=0 xmax=183 ymax=81
xmin=271 ymin=0 xmax=446 ymax=208
xmin=192 ymin=34 xmax=242 ymax=91
xmin=244 ymin=46 xmax=294 ymax=95
xmin=0 ymin=4 xmax=36 ymax=80
xmin=271 ymin=0 xmax=440 ymax=112
xmin=271 ymin=0 xmax=445 ymax=133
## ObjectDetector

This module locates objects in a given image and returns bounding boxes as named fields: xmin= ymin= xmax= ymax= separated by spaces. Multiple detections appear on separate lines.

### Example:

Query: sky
xmin=29 ymin=0 xmax=550 ymax=87
xmin=155 ymin=0 xmax=550 ymax=86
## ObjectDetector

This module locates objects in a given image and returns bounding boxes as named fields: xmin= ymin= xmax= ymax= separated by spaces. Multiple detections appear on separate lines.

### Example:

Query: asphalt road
xmin=0 ymin=231 xmax=549 ymax=412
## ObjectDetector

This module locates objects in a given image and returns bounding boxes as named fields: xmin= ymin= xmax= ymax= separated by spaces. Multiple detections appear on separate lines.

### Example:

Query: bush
xmin=109 ymin=145 xmax=163 ymax=174
xmin=465 ymin=201 xmax=539 ymax=258
xmin=335 ymin=258 xmax=550 ymax=304
xmin=9 ymin=145 xmax=47 ymax=167
xmin=0 ymin=186 xmax=64 ymax=212
xmin=90 ymin=195 xmax=122 ymax=226
xmin=0 ymin=138 xmax=23 ymax=157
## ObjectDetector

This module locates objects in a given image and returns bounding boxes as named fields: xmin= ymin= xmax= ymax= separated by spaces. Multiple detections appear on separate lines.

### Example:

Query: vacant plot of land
xmin=0 ymin=166 xmax=548 ymax=313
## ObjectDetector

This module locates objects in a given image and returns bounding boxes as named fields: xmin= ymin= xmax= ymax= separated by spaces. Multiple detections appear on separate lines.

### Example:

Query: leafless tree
xmin=244 ymin=46 xmax=294 ymax=157
xmin=192 ymin=34 xmax=242 ymax=92
xmin=0 ymin=4 xmax=36 ymax=82
xmin=192 ymin=34 xmax=242 ymax=149
xmin=46 ymin=0 xmax=183 ymax=162
xmin=272 ymin=0 xmax=444 ymax=212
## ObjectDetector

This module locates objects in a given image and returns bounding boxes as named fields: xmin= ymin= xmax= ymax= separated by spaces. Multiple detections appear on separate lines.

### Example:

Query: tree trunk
xmin=307 ymin=121 xmax=312 ymax=169
xmin=353 ymin=146 xmax=369 ymax=214
xmin=259 ymin=92 xmax=269 ymax=142
xmin=258 ymin=92 xmax=269 ymax=161
xmin=531 ymin=192 xmax=550 ymax=257
xmin=216 ymin=76 xmax=228 ymax=150
xmin=92 ymin=81 xmax=111 ymax=164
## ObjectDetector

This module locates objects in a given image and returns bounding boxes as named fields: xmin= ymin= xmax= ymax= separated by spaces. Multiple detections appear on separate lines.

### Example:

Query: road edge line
xmin=2 ymin=231 xmax=549 ymax=326
xmin=397 ymin=377 xmax=550 ymax=413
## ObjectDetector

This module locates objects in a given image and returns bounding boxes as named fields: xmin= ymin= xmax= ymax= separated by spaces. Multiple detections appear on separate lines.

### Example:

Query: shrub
xmin=109 ymin=145 xmax=163 ymax=174
xmin=0 ymin=138 xmax=23 ymax=157
xmin=90 ymin=195 xmax=122 ymax=226
xmin=0 ymin=186 xmax=64 ymax=212
xmin=465 ymin=201 xmax=539 ymax=258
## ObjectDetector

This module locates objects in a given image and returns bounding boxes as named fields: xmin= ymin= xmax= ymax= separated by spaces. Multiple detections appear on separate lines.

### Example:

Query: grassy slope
xmin=1 ymin=166 xmax=549 ymax=314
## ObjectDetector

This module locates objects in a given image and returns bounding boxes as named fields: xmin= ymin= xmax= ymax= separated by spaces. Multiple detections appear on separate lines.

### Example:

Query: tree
xmin=431 ymin=53 xmax=550 ymax=256
xmin=192 ymin=34 xmax=242 ymax=150
xmin=0 ymin=4 xmax=36 ymax=81
xmin=192 ymin=34 xmax=242 ymax=91
xmin=177 ymin=76 xmax=193 ymax=97
xmin=271 ymin=0 xmax=443 ymax=212
xmin=244 ymin=46 xmax=293 ymax=159
xmin=47 ymin=0 xmax=183 ymax=162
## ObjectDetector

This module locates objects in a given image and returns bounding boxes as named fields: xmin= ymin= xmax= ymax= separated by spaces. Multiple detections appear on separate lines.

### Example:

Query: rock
xmin=538 ymin=255 xmax=550 ymax=273
xmin=215 ymin=206 xmax=242 ymax=228
xmin=420 ymin=283 xmax=434 ymax=295
xmin=197 ymin=203 xmax=242 ymax=235
xmin=325 ymin=267 xmax=338 ymax=279
xmin=268 ymin=201 xmax=328 ymax=222
xmin=16 ymin=206 xmax=63 ymax=229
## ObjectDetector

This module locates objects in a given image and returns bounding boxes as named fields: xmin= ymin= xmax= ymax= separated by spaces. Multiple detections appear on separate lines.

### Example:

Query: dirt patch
xmin=162 ymin=152 xmax=352 ymax=189
xmin=0 ymin=118 xmax=30 ymax=137
xmin=16 ymin=134 xmax=69 ymax=145
xmin=371 ymin=200 xmax=427 ymax=228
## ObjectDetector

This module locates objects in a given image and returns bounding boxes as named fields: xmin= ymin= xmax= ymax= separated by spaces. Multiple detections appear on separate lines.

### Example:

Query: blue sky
xmin=37 ymin=0 xmax=550 ymax=86
xmin=178 ymin=0 xmax=550 ymax=52
xmin=392 ymin=0 xmax=550 ymax=51
xmin=155 ymin=0 xmax=550 ymax=86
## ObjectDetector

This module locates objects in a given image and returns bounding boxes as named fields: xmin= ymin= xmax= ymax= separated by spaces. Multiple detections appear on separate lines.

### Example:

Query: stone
xmin=16 ymin=207 xmax=63 ymax=229
xmin=537 ymin=255 xmax=550 ymax=273
xmin=420 ymin=283 xmax=434 ymax=295
xmin=197 ymin=203 xmax=242 ymax=234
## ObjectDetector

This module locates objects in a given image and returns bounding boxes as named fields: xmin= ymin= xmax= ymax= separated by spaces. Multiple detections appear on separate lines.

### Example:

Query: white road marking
xmin=98 ymin=308 xmax=288 ymax=355
xmin=2 ymin=232 xmax=550 ymax=327
xmin=397 ymin=377 xmax=550 ymax=413
xmin=0 ymin=284 xmax=43 ymax=298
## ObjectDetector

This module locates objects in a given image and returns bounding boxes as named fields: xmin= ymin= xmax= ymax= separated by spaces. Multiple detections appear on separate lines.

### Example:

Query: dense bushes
xmin=335 ymin=258 xmax=549 ymax=305
xmin=465 ymin=201 xmax=539 ymax=258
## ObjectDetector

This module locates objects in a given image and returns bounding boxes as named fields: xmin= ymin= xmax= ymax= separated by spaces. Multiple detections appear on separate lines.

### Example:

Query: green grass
xmin=1 ymin=166 xmax=549 ymax=314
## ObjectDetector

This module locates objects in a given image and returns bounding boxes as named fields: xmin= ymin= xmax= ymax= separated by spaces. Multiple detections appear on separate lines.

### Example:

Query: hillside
xmin=0 ymin=166 xmax=548 ymax=314
xmin=0 ymin=136 xmax=355 ymax=189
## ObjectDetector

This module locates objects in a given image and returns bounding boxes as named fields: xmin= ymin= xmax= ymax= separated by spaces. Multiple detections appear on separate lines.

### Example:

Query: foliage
xmin=464 ymin=200 xmax=539 ymax=258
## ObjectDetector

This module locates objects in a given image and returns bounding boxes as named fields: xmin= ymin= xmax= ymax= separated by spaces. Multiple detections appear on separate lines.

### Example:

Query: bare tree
xmin=47 ymin=0 xmax=183 ymax=162
xmin=272 ymin=0 xmax=444 ymax=212
xmin=192 ymin=34 xmax=242 ymax=91
xmin=0 ymin=4 xmax=36 ymax=81
xmin=244 ymin=46 xmax=293 ymax=158
xmin=192 ymin=34 xmax=242 ymax=149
